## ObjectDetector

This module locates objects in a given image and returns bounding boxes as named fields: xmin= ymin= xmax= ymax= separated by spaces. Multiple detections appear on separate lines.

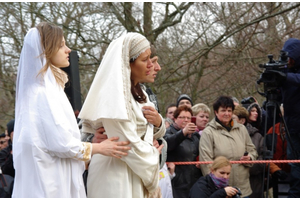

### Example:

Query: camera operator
xmin=280 ymin=38 xmax=300 ymax=198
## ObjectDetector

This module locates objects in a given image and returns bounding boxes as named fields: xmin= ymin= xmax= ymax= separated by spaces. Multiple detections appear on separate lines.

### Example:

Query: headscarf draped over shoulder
xmin=78 ymin=33 xmax=150 ymax=129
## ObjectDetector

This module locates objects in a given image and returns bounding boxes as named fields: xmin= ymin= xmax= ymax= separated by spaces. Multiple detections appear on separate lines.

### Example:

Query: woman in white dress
xmin=79 ymin=33 xmax=165 ymax=198
xmin=12 ymin=22 xmax=130 ymax=198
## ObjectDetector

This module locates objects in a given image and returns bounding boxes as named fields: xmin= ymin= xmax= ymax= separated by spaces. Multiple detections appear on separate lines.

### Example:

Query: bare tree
xmin=1 ymin=2 xmax=300 ymax=130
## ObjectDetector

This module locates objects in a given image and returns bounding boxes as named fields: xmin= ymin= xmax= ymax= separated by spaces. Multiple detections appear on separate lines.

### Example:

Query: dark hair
xmin=213 ymin=95 xmax=235 ymax=112
xmin=0 ymin=133 xmax=5 ymax=139
xmin=173 ymin=105 xmax=193 ymax=119
xmin=150 ymin=44 xmax=157 ymax=58
xmin=130 ymin=81 xmax=147 ymax=103
xmin=165 ymin=103 xmax=176 ymax=114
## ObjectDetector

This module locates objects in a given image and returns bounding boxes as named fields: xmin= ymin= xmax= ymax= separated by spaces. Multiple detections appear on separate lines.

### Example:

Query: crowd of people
xmin=0 ymin=21 xmax=299 ymax=198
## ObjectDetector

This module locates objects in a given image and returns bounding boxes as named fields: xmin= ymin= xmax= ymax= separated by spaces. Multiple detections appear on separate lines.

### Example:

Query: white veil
xmin=78 ymin=33 xmax=150 ymax=129
xmin=13 ymin=27 xmax=86 ymax=197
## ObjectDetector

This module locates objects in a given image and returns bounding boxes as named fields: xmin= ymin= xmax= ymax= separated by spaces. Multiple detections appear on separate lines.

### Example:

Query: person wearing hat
xmin=279 ymin=38 xmax=300 ymax=197
xmin=177 ymin=94 xmax=193 ymax=108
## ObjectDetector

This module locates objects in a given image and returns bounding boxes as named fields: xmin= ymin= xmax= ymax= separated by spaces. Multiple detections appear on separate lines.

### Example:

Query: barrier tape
xmin=167 ymin=160 xmax=300 ymax=165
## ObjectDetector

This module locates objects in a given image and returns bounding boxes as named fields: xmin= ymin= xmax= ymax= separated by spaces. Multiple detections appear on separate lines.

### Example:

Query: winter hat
xmin=129 ymin=33 xmax=150 ymax=61
xmin=282 ymin=38 xmax=300 ymax=68
xmin=176 ymin=94 xmax=193 ymax=107
xmin=6 ymin=119 xmax=15 ymax=137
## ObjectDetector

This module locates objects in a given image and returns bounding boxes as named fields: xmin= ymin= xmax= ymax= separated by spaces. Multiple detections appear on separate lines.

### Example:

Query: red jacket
xmin=267 ymin=122 xmax=291 ymax=173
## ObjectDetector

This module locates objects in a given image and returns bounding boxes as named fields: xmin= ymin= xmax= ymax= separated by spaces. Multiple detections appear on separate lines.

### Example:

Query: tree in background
xmin=0 ymin=2 xmax=300 ymax=130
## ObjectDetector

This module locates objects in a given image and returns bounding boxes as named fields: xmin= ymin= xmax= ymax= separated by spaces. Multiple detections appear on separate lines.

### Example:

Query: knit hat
xmin=6 ymin=119 xmax=15 ymax=137
xmin=282 ymin=38 xmax=300 ymax=68
xmin=129 ymin=33 xmax=150 ymax=61
xmin=176 ymin=94 xmax=193 ymax=107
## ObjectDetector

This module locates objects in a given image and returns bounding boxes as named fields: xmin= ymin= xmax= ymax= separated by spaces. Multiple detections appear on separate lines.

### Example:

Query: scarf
xmin=209 ymin=172 xmax=229 ymax=189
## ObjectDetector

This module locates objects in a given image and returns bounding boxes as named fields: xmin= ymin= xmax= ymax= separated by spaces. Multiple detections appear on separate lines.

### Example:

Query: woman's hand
xmin=182 ymin=123 xmax=197 ymax=136
xmin=142 ymin=106 xmax=162 ymax=127
xmin=167 ymin=162 xmax=175 ymax=175
xmin=224 ymin=186 xmax=238 ymax=197
xmin=240 ymin=155 xmax=251 ymax=161
xmin=92 ymin=137 xmax=131 ymax=159
xmin=153 ymin=138 xmax=164 ymax=154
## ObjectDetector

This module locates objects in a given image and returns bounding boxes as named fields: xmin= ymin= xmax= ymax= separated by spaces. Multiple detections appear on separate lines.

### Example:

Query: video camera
xmin=256 ymin=50 xmax=288 ymax=97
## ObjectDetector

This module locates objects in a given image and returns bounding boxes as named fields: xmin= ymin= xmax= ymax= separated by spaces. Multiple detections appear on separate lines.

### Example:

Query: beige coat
xmin=199 ymin=118 xmax=258 ymax=197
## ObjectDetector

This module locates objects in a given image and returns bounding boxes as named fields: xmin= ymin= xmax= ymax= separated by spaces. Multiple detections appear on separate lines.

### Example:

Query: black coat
xmin=0 ymin=144 xmax=14 ymax=178
xmin=163 ymin=124 xmax=202 ymax=198
xmin=189 ymin=174 xmax=227 ymax=198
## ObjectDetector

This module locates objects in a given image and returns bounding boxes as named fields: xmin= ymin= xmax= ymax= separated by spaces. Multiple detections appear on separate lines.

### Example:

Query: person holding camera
xmin=163 ymin=105 xmax=200 ymax=198
xmin=278 ymin=38 xmax=300 ymax=197
xmin=199 ymin=96 xmax=258 ymax=197
xmin=190 ymin=156 xmax=240 ymax=198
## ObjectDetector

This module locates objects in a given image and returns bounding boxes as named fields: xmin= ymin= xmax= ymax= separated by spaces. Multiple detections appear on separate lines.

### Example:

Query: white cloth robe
xmin=12 ymin=28 xmax=91 ymax=198
xmin=85 ymin=93 xmax=163 ymax=198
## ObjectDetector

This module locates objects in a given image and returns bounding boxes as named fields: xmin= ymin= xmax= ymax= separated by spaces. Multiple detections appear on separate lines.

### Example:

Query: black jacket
xmin=163 ymin=124 xmax=202 ymax=198
xmin=0 ymin=144 xmax=14 ymax=178
xmin=189 ymin=174 xmax=227 ymax=198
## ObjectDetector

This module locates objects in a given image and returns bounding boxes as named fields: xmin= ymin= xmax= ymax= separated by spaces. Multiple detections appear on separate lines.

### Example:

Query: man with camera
xmin=279 ymin=38 xmax=300 ymax=198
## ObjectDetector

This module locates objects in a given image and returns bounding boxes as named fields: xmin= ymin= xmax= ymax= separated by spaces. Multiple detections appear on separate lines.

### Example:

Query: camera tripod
xmin=261 ymin=92 xmax=296 ymax=198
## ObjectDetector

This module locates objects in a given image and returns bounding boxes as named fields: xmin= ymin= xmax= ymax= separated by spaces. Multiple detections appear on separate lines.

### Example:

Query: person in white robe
xmin=79 ymin=32 xmax=165 ymax=198
xmin=12 ymin=22 xmax=130 ymax=198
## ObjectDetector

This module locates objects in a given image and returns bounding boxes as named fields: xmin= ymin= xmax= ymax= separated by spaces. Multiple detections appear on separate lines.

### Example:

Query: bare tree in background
xmin=0 ymin=2 xmax=300 ymax=130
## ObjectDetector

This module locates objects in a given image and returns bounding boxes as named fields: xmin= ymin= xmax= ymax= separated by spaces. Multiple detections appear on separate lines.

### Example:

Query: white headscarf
xmin=78 ymin=32 xmax=150 ymax=129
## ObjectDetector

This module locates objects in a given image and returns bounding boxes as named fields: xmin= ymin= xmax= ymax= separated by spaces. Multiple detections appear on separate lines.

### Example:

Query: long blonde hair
xmin=36 ymin=22 xmax=68 ymax=88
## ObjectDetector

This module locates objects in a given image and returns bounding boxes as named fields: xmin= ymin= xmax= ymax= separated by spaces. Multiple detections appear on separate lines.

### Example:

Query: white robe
xmin=86 ymin=93 xmax=164 ymax=198
xmin=78 ymin=33 xmax=165 ymax=198
xmin=13 ymin=27 xmax=91 ymax=198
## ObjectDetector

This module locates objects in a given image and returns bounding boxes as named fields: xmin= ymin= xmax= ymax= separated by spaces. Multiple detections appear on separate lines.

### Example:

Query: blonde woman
xmin=190 ymin=156 xmax=239 ymax=197
xmin=13 ymin=22 xmax=130 ymax=198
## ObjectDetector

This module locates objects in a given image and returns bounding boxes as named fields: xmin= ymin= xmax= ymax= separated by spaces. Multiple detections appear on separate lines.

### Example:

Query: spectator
xmin=0 ymin=119 xmax=15 ymax=178
xmin=266 ymin=105 xmax=290 ymax=173
xmin=199 ymin=95 xmax=257 ymax=197
xmin=163 ymin=105 xmax=201 ymax=198
xmin=79 ymin=32 xmax=165 ymax=198
xmin=190 ymin=156 xmax=239 ymax=198
xmin=165 ymin=103 xmax=176 ymax=128
xmin=12 ymin=22 xmax=130 ymax=198
xmin=159 ymin=162 xmax=175 ymax=198
xmin=165 ymin=103 xmax=177 ymax=121
xmin=0 ymin=133 xmax=8 ymax=151
xmin=176 ymin=94 xmax=193 ymax=108
xmin=233 ymin=106 xmax=265 ymax=197
xmin=191 ymin=103 xmax=211 ymax=136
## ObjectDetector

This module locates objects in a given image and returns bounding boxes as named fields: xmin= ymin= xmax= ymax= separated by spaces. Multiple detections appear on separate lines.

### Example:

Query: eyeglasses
xmin=178 ymin=116 xmax=191 ymax=120
xmin=0 ymin=141 xmax=7 ymax=145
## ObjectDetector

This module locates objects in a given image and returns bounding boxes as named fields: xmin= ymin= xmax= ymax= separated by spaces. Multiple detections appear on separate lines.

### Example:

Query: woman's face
xmin=215 ymin=106 xmax=233 ymax=126
xmin=174 ymin=111 xmax=192 ymax=129
xmin=195 ymin=111 xmax=209 ymax=130
xmin=212 ymin=165 xmax=231 ymax=180
xmin=130 ymin=48 xmax=153 ymax=85
xmin=50 ymin=37 xmax=71 ymax=68
xmin=249 ymin=107 xmax=258 ymax=122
